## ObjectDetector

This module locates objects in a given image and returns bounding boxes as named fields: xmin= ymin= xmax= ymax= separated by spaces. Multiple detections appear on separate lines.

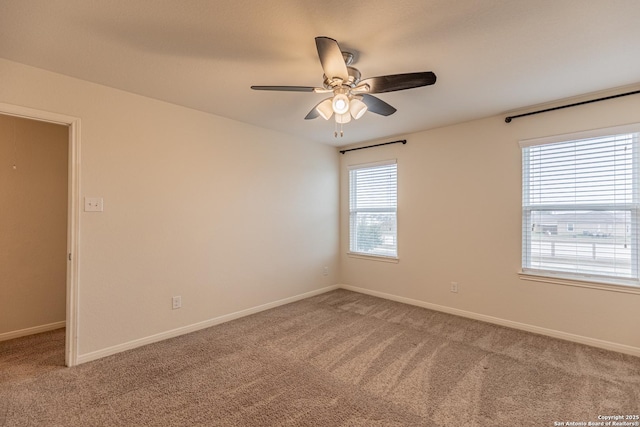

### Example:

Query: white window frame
xmin=519 ymin=123 xmax=640 ymax=291
xmin=348 ymin=159 xmax=398 ymax=261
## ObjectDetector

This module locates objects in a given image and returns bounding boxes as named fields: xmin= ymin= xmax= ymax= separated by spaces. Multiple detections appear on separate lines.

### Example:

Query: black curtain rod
xmin=339 ymin=139 xmax=407 ymax=154
xmin=505 ymin=89 xmax=640 ymax=123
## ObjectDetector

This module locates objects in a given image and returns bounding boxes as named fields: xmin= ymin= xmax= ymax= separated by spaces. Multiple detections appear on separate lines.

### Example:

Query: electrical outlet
xmin=84 ymin=197 xmax=104 ymax=212
xmin=172 ymin=296 xmax=181 ymax=309
xmin=450 ymin=282 xmax=459 ymax=293
xmin=323 ymin=266 xmax=329 ymax=276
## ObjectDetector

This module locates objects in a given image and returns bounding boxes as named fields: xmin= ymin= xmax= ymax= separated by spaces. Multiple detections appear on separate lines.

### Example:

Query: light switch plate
xmin=84 ymin=197 xmax=104 ymax=212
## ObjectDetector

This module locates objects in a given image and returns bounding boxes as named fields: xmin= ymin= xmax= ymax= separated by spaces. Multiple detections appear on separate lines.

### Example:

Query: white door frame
xmin=0 ymin=103 xmax=80 ymax=367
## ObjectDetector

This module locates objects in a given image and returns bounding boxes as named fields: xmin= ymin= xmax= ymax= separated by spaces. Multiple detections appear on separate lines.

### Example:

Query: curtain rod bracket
xmin=340 ymin=139 xmax=406 ymax=154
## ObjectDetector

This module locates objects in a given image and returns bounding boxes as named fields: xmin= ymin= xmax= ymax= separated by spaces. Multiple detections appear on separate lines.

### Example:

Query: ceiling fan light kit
xmin=332 ymin=93 xmax=350 ymax=114
xmin=251 ymin=36 xmax=437 ymax=137
xmin=316 ymin=98 xmax=334 ymax=120
xmin=335 ymin=112 xmax=351 ymax=124
xmin=349 ymin=96 xmax=368 ymax=120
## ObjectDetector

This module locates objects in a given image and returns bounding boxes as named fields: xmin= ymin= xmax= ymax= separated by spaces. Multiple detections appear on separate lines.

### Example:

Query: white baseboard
xmin=339 ymin=284 xmax=640 ymax=358
xmin=77 ymin=285 xmax=339 ymax=365
xmin=0 ymin=321 xmax=66 ymax=342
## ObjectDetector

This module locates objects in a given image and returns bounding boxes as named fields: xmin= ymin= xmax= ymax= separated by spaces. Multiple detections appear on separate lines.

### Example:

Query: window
xmin=521 ymin=124 xmax=640 ymax=286
xmin=349 ymin=160 xmax=397 ymax=258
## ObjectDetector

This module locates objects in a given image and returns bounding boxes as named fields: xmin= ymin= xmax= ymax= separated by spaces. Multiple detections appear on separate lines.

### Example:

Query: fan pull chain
xmin=333 ymin=119 xmax=344 ymax=138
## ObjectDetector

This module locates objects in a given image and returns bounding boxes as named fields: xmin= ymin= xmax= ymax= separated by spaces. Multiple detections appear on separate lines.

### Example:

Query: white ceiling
xmin=1 ymin=0 xmax=639 ymax=147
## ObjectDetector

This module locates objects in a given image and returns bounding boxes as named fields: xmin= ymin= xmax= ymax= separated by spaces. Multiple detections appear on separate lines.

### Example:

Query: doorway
xmin=0 ymin=103 xmax=79 ymax=367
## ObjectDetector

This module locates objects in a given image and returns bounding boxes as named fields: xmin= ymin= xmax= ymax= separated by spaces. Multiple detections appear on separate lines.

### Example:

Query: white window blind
xmin=521 ymin=126 xmax=640 ymax=285
xmin=349 ymin=160 xmax=397 ymax=258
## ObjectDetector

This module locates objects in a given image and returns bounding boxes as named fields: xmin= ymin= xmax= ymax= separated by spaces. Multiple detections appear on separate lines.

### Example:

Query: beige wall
xmin=0 ymin=115 xmax=68 ymax=335
xmin=340 ymin=89 xmax=640 ymax=352
xmin=0 ymin=58 xmax=339 ymax=357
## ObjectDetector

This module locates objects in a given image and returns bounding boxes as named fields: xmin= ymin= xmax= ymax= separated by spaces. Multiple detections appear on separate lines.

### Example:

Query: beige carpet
xmin=1 ymin=289 xmax=639 ymax=426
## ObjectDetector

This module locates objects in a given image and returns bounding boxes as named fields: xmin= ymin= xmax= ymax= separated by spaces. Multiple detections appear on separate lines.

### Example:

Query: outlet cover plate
xmin=172 ymin=296 xmax=182 ymax=309
xmin=84 ymin=197 xmax=103 ymax=212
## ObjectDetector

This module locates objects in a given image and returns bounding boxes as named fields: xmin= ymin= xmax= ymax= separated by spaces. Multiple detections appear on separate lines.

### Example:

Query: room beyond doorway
xmin=0 ymin=104 xmax=80 ymax=366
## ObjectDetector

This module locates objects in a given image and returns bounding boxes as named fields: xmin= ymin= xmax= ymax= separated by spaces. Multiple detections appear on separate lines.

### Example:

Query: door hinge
xmin=68 ymin=253 xmax=72 ymax=261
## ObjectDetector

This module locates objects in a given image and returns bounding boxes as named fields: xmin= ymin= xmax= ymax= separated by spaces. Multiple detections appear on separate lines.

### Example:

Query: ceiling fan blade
xmin=305 ymin=105 xmax=321 ymax=120
xmin=251 ymin=85 xmax=317 ymax=92
xmin=315 ymin=36 xmax=349 ymax=82
xmin=361 ymin=94 xmax=397 ymax=116
xmin=359 ymin=72 xmax=436 ymax=94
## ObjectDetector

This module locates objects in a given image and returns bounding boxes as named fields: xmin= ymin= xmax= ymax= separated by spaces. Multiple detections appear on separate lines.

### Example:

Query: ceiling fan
xmin=251 ymin=36 xmax=437 ymax=137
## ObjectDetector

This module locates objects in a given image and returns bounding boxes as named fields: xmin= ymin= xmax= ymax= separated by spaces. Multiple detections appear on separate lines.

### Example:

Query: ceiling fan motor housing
xmin=323 ymin=65 xmax=361 ymax=90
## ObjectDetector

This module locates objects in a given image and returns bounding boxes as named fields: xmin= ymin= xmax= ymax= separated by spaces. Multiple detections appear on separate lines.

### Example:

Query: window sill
xmin=518 ymin=271 xmax=640 ymax=295
xmin=347 ymin=252 xmax=399 ymax=263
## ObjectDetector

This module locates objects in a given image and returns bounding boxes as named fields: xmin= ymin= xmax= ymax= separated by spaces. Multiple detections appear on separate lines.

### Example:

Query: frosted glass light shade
xmin=349 ymin=97 xmax=368 ymax=119
xmin=332 ymin=93 xmax=350 ymax=114
xmin=316 ymin=98 xmax=334 ymax=120
xmin=335 ymin=112 xmax=351 ymax=124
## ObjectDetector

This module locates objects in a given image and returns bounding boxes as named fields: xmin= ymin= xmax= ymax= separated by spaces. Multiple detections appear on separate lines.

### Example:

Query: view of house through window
xmin=521 ymin=125 xmax=640 ymax=284
xmin=349 ymin=160 xmax=397 ymax=258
